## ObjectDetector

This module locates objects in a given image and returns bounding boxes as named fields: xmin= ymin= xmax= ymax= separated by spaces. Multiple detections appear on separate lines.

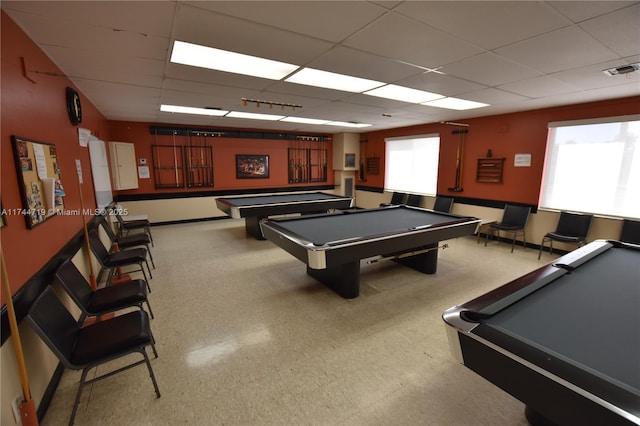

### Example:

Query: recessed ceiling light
xmin=160 ymin=104 xmax=229 ymax=116
xmin=170 ymin=41 xmax=299 ymax=80
xmin=364 ymin=84 xmax=443 ymax=103
xmin=281 ymin=117 xmax=331 ymax=125
xmin=285 ymin=68 xmax=384 ymax=93
xmin=422 ymin=97 xmax=489 ymax=110
xmin=226 ymin=111 xmax=285 ymax=121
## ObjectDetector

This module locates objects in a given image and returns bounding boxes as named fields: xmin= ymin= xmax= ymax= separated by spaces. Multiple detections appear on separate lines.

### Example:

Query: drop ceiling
xmin=2 ymin=1 xmax=639 ymax=133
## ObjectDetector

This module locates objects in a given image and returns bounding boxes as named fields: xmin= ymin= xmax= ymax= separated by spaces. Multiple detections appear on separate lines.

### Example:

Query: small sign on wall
xmin=514 ymin=153 xmax=531 ymax=167
xmin=138 ymin=166 xmax=150 ymax=179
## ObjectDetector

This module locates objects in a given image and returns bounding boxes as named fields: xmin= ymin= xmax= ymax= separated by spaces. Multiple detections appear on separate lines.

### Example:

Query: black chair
xmin=485 ymin=204 xmax=531 ymax=253
xmin=620 ymin=219 xmax=640 ymax=244
xmin=88 ymin=228 xmax=152 ymax=286
xmin=99 ymin=215 xmax=155 ymax=269
xmin=380 ymin=192 xmax=408 ymax=207
xmin=433 ymin=196 xmax=454 ymax=213
xmin=26 ymin=287 xmax=160 ymax=425
xmin=406 ymin=194 xmax=423 ymax=207
xmin=111 ymin=207 xmax=154 ymax=246
xmin=55 ymin=258 xmax=154 ymax=319
xmin=538 ymin=212 xmax=593 ymax=259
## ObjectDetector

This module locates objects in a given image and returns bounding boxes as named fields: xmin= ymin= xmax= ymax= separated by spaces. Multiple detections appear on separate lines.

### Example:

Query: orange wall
xmin=2 ymin=7 xmax=638 ymax=303
xmin=362 ymin=96 xmax=640 ymax=204
xmin=0 ymin=11 xmax=110 ymax=302
xmin=108 ymin=121 xmax=335 ymax=195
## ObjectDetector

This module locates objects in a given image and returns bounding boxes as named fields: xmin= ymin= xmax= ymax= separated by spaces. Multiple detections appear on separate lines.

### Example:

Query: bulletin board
xmin=11 ymin=135 xmax=65 ymax=229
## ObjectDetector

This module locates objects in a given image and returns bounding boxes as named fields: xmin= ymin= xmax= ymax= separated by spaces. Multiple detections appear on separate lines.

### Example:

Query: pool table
xmin=261 ymin=205 xmax=481 ymax=298
xmin=215 ymin=192 xmax=353 ymax=239
xmin=443 ymin=240 xmax=640 ymax=426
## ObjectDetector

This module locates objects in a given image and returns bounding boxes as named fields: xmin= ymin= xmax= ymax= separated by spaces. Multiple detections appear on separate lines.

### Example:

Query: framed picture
xmin=345 ymin=153 xmax=356 ymax=168
xmin=237 ymin=154 xmax=269 ymax=179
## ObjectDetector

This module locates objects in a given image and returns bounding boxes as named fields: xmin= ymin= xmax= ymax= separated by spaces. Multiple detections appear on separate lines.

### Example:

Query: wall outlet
xmin=11 ymin=395 xmax=23 ymax=424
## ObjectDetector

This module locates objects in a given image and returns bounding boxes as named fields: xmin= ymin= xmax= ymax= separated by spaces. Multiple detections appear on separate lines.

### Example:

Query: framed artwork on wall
xmin=345 ymin=153 xmax=356 ymax=168
xmin=237 ymin=154 xmax=269 ymax=179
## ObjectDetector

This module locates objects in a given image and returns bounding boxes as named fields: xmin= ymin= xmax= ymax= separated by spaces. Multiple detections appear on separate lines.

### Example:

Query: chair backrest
xmin=555 ymin=212 xmax=593 ymax=238
xmin=26 ymin=286 xmax=79 ymax=369
xmin=620 ymin=219 xmax=640 ymax=244
xmin=98 ymin=214 xmax=117 ymax=242
xmin=501 ymin=205 xmax=531 ymax=228
xmin=433 ymin=196 xmax=454 ymax=213
xmin=389 ymin=192 xmax=408 ymax=205
xmin=88 ymin=228 xmax=110 ymax=263
xmin=406 ymin=194 xmax=423 ymax=207
xmin=55 ymin=259 xmax=93 ymax=312
xmin=110 ymin=207 xmax=126 ymax=226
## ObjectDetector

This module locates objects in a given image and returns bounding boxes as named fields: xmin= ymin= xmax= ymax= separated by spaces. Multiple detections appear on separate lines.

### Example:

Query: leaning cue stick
xmin=76 ymin=165 xmax=97 ymax=290
xmin=1 ymin=249 xmax=39 ymax=426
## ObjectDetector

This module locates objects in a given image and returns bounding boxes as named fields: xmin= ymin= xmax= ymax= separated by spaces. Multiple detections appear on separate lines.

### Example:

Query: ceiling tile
xmin=440 ymin=53 xmax=543 ymax=87
xmin=578 ymin=3 xmax=640 ymax=57
xmin=498 ymin=76 xmax=579 ymax=98
xmin=494 ymin=26 xmax=620 ymax=73
xmin=342 ymin=12 xmax=483 ymax=69
xmin=395 ymin=1 xmax=572 ymax=50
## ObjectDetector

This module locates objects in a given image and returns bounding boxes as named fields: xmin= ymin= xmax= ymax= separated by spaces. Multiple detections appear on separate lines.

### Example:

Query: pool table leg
xmin=306 ymin=261 xmax=360 ymax=299
xmin=245 ymin=216 xmax=266 ymax=240
xmin=393 ymin=243 xmax=439 ymax=274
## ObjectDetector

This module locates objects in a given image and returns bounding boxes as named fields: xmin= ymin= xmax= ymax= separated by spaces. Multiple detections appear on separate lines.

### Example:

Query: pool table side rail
xmin=215 ymin=194 xmax=353 ymax=219
xmin=443 ymin=240 xmax=640 ymax=425
xmin=262 ymin=216 xmax=481 ymax=270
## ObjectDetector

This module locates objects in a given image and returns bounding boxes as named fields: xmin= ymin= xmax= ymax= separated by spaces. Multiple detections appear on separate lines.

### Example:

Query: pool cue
xmin=172 ymin=131 xmax=179 ymax=187
xmin=1 ymin=249 xmax=39 ymax=426
xmin=76 ymin=166 xmax=97 ymax=290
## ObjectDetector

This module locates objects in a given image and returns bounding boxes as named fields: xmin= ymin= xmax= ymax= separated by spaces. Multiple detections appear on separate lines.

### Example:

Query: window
xmin=539 ymin=115 xmax=640 ymax=218
xmin=384 ymin=134 xmax=440 ymax=195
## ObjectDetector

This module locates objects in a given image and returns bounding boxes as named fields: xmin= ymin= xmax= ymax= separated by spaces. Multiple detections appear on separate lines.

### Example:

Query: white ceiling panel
xmin=497 ymin=76 xmax=579 ymax=98
xmin=2 ymin=0 xmax=638 ymax=133
xmin=172 ymin=3 xmax=333 ymax=65
xmin=185 ymin=1 xmax=389 ymax=43
xmin=441 ymin=53 xmax=543 ymax=87
xmin=578 ymin=3 xmax=640 ymax=57
xmin=342 ymin=12 xmax=484 ymax=69
xmin=494 ymin=26 xmax=620 ymax=74
xmin=395 ymin=1 xmax=572 ymax=50
xmin=548 ymin=1 xmax=636 ymax=22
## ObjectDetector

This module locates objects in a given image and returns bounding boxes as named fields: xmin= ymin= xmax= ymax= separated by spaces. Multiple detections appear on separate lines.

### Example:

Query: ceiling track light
xmin=241 ymin=97 xmax=302 ymax=112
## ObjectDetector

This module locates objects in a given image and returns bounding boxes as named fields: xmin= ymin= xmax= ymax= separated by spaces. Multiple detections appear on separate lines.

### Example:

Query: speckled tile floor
xmin=41 ymin=218 xmax=554 ymax=426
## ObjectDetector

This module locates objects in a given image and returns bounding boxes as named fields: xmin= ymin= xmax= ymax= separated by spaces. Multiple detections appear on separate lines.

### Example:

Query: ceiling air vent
xmin=603 ymin=63 xmax=640 ymax=76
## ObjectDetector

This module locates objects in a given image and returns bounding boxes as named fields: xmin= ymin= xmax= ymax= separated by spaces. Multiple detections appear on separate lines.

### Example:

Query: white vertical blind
xmin=539 ymin=115 xmax=640 ymax=218
xmin=384 ymin=134 xmax=440 ymax=196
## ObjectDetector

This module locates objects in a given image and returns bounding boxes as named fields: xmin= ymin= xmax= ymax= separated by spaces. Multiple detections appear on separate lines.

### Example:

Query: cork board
xmin=11 ymin=135 xmax=65 ymax=229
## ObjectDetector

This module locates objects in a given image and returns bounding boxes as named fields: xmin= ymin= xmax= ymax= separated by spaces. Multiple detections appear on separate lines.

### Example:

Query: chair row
xmin=25 ymin=208 xmax=160 ymax=425
xmin=484 ymin=204 xmax=639 ymax=255
xmin=379 ymin=192 xmax=456 ymax=213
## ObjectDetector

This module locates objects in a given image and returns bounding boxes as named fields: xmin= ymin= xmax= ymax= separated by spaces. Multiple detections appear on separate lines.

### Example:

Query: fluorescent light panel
xmin=160 ymin=104 xmax=228 ymax=116
xmin=281 ymin=117 xmax=331 ymax=125
xmin=422 ymin=97 xmax=489 ymax=110
xmin=326 ymin=121 xmax=372 ymax=128
xmin=226 ymin=111 xmax=285 ymax=121
xmin=286 ymin=68 xmax=384 ymax=93
xmin=364 ymin=84 xmax=443 ymax=103
xmin=171 ymin=41 xmax=299 ymax=80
